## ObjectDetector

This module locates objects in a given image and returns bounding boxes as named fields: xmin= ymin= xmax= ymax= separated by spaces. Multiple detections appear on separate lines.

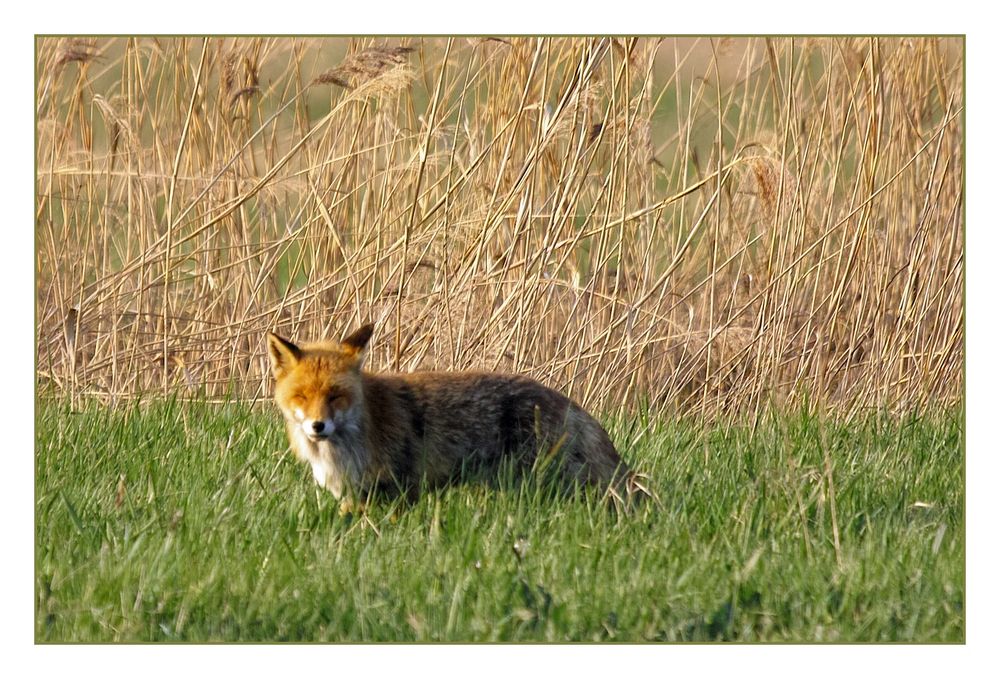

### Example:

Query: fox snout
xmin=293 ymin=414 xmax=336 ymax=441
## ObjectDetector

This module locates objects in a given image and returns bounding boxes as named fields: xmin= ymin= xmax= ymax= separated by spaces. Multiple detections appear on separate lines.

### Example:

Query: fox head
xmin=267 ymin=323 xmax=374 ymax=443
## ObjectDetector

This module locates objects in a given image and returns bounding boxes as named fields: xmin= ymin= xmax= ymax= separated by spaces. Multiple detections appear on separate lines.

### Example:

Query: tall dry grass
xmin=35 ymin=36 xmax=964 ymax=419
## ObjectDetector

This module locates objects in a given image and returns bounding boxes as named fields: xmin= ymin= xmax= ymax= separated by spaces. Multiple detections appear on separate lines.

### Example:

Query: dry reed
xmin=35 ymin=36 xmax=964 ymax=419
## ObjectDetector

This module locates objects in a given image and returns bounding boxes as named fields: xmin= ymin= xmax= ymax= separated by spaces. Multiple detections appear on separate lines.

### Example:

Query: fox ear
xmin=341 ymin=323 xmax=374 ymax=364
xmin=267 ymin=332 xmax=301 ymax=378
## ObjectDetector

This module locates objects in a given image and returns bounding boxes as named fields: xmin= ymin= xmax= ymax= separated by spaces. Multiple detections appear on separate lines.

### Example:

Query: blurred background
xmin=35 ymin=36 xmax=964 ymax=417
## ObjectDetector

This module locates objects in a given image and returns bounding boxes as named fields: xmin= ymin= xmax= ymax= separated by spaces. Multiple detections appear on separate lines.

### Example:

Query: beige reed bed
xmin=36 ymin=37 xmax=964 ymax=419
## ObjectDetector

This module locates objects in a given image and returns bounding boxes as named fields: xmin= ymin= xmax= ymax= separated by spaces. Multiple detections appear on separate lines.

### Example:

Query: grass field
xmin=34 ymin=35 xmax=965 ymax=645
xmin=35 ymin=397 xmax=964 ymax=642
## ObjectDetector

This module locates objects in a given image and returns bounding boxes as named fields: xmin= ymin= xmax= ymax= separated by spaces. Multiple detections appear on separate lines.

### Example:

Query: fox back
xmin=267 ymin=324 xmax=634 ymax=504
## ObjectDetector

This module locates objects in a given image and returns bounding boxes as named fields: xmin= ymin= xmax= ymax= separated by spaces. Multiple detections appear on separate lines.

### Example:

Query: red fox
xmin=267 ymin=323 xmax=640 ymax=510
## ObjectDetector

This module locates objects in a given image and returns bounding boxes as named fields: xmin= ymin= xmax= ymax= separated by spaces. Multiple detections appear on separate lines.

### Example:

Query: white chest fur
xmin=290 ymin=427 xmax=368 ymax=500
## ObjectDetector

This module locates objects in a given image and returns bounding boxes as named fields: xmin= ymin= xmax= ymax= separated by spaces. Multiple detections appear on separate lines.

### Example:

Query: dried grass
xmin=35 ymin=36 xmax=964 ymax=419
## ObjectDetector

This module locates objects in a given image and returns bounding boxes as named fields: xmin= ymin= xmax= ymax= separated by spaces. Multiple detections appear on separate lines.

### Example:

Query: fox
xmin=266 ymin=323 xmax=642 ymax=511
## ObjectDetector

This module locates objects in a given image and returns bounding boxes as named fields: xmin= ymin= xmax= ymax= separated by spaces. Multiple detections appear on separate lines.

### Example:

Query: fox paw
xmin=338 ymin=498 xmax=366 ymax=517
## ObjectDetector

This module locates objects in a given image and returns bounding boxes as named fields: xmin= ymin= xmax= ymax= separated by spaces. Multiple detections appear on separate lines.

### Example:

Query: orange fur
xmin=267 ymin=324 xmax=637 ymax=509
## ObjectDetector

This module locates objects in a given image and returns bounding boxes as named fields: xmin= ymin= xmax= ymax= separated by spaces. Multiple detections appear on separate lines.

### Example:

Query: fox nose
xmin=311 ymin=420 xmax=326 ymax=434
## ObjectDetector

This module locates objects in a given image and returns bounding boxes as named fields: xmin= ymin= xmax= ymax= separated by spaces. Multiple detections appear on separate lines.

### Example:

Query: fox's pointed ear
xmin=341 ymin=323 xmax=374 ymax=365
xmin=267 ymin=332 xmax=302 ymax=378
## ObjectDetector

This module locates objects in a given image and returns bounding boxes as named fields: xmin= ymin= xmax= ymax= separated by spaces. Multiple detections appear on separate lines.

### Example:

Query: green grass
xmin=35 ymin=397 xmax=964 ymax=642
